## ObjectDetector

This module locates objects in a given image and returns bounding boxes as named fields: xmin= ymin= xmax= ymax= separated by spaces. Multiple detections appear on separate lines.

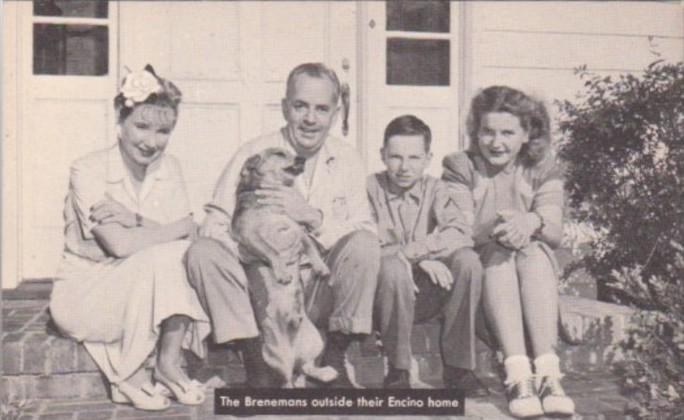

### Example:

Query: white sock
xmin=533 ymin=353 xmax=562 ymax=378
xmin=504 ymin=355 xmax=533 ymax=385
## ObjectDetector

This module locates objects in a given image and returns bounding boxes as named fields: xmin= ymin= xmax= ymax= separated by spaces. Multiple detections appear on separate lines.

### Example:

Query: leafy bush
xmin=558 ymin=59 xmax=684 ymax=418
xmin=611 ymin=244 xmax=684 ymax=419
xmin=557 ymin=60 xmax=684 ymax=302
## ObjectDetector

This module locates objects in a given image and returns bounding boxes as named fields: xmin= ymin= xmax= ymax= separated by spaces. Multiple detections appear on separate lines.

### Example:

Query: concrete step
xmin=2 ymin=293 xmax=634 ymax=401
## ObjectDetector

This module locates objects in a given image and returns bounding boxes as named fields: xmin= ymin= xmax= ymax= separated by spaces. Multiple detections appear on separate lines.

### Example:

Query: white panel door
xmin=119 ymin=1 xmax=358 ymax=221
xmin=361 ymin=1 xmax=464 ymax=176
xmin=18 ymin=0 xmax=119 ymax=280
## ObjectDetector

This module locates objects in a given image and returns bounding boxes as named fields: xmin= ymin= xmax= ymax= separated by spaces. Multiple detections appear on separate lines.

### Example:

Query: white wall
xmin=468 ymin=1 xmax=683 ymax=123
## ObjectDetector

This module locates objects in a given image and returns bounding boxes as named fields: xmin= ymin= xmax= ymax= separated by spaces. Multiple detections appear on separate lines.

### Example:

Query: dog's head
xmin=238 ymin=148 xmax=305 ymax=193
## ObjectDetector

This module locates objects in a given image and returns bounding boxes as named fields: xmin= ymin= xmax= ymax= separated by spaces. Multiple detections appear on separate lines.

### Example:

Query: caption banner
xmin=214 ymin=388 xmax=465 ymax=416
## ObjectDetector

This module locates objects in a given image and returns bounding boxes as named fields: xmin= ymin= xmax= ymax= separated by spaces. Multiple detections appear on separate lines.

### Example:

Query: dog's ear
xmin=284 ymin=156 xmax=306 ymax=176
xmin=239 ymin=154 xmax=263 ymax=191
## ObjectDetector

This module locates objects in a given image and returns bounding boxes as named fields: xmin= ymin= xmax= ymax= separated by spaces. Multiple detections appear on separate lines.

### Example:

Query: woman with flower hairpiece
xmin=49 ymin=65 xmax=210 ymax=410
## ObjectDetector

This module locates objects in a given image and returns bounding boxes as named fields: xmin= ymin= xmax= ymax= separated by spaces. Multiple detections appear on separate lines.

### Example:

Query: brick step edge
xmin=2 ymin=296 xmax=634 ymax=400
xmin=2 ymin=343 xmax=612 ymax=402
xmin=1 ymin=365 xmax=250 ymax=401
xmin=2 ymin=372 xmax=107 ymax=401
xmin=3 ymin=295 xmax=634 ymax=377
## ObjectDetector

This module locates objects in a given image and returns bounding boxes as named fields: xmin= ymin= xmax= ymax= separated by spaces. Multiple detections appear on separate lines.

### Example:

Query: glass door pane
xmin=32 ymin=0 xmax=109 ymax=76
xmin=33 ymin=24 xmax=108 ymax=75
xmin=33 ymin=0 xmax=108 ymax=18
xmin=387 ymin=38 xmax=450 ymax=86
xmin=386 ymin=0 xmax=450 ymax=33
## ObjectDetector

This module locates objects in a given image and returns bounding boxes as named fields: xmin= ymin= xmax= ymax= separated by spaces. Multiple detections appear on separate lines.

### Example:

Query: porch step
xmin=2 ymin=289 xmax=634 ymax=401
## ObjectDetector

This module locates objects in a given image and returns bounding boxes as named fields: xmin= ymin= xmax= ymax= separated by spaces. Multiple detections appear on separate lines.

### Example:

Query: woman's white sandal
xmin=154 ymin=373 xmax=206 ymax=406
xmin=111 ymin=382 xmax=171 ymax=411
xmin=538 ymin=376 xmax=575 ymax=416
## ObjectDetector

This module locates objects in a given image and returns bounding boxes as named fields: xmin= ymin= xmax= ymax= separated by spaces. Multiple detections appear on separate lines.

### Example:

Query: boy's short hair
xmin=383 ymin=115 xmax=432 ymax=151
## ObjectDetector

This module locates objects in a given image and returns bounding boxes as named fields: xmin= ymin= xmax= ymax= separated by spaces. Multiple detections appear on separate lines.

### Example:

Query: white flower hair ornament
xmin=120 ymin=65 xmax=162 ymax=107
xmin=115 ymin=64 xmax=182 ymax=114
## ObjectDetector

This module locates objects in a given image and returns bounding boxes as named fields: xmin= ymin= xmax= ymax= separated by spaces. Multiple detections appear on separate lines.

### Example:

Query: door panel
xmin=167 ymin=104 xmax=242 ymax=220
xmin=169 ymin=3 xmax=241 ymax=81
xmin=260 ymin=2 xmax=329 ymax=82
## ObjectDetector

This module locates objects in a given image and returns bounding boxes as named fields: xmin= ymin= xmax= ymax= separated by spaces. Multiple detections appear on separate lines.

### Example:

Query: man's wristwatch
xmin=135 ymin=213 xmax=143 ymax=227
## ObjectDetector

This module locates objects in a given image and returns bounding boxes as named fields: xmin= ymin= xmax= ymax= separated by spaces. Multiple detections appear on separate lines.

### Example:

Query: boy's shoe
xmin=319 ymin=332 xmax=356 ymax=388
xmin=538 ymin=376 xmax=575 ymax=416
xmin=505 ymin=376 xmax=544 ymax=418
xmin=443 ymin=366 xmax=490 ymax=398
xmin=384 ymin=366 xmax=411 ymax=389
xmin=240 ymin=337 xmax=276 ymax=388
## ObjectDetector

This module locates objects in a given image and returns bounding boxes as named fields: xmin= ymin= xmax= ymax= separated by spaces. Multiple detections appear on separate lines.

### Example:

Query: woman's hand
xmin=90 ymin=195 xmax=137 ymax=228
xmin=491 ymin=210 xmax=541 ymax=250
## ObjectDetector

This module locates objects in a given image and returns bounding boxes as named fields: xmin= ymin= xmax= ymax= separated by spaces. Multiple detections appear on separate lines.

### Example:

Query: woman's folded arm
xmin=92 ymin=215 xmax=195 ymax=258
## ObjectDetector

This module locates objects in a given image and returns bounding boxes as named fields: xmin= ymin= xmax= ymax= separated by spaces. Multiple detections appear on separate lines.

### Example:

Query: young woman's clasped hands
xmin=492 ymin=210 xmax=543 ymax=251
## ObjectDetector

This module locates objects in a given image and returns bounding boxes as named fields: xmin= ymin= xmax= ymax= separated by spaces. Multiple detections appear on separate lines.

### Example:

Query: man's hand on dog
xmin=254 ymin=183 xmax=323 ymax=230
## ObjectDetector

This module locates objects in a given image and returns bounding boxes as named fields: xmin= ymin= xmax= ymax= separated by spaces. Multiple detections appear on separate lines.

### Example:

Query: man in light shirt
xmin=185 ymin=63 xmax=380 ymax=388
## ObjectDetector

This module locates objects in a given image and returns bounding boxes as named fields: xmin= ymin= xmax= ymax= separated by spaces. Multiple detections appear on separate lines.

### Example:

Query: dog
xmin=232 ymin=147 xmax=337 ymax=387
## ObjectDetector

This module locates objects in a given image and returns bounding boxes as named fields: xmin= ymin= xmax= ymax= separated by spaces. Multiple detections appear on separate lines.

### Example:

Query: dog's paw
xmin=272 ymin=267 xmax=294 ymax=284
xmin=292 ymin=375 xmax=307 ymax=388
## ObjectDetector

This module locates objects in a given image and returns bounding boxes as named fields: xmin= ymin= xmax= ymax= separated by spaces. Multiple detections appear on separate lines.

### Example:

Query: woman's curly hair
xmin=466 ymin=85 xmax=551 ymax=165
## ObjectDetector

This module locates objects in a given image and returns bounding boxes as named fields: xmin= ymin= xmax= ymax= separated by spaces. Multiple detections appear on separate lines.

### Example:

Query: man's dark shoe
xmin=239 ymin=337 xmax=277 ymax=388
xmin=443 ymin=366 xmax=490 ymax=398
xmin=384 ymin=366 xmax=411 ymax=389
xmin=319 ymin=332 xmax=356 ymax=388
